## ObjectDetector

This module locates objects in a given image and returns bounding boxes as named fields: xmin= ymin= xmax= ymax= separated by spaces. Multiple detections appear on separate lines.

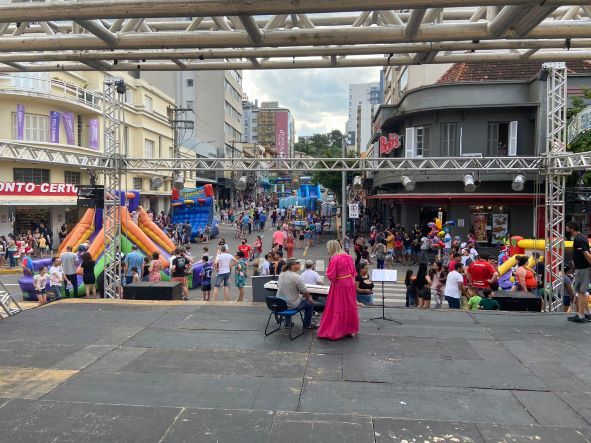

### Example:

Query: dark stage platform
xmin=0 ymin=300 xmax=590 ymax=442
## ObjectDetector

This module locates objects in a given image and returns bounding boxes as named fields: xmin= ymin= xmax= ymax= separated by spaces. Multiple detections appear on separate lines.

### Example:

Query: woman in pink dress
xmin=148 ymin=251 xmax=162 ymax=282
xmin=317 ymin=240 xmax=360 ymax=340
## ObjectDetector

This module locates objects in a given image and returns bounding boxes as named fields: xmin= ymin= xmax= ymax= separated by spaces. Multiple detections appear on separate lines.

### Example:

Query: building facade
xmin=346 ymin=81 xmax=383 ymax=154
xmin=0 ymin=71 xmax=176 ymax=237
xmin=369 ymin=61 xmax=591 ymax=244
xmin=255 ymin=101 xmax=295 ymax=158
xmin=242 ymin=98 xmax=260 ymax=145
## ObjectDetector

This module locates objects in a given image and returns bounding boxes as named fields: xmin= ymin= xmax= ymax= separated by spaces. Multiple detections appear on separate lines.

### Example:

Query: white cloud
xmin=243 ymin=67 xmax=381 ymax=137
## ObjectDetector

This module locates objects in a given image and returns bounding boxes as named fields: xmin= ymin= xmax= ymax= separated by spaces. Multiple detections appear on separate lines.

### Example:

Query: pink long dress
xmin=317 ymin=253 xmax=360 ymax=340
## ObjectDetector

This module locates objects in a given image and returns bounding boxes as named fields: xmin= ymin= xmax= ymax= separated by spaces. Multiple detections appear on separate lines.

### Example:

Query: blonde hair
xmin=327 ymin=239 xmax=343 ymax=256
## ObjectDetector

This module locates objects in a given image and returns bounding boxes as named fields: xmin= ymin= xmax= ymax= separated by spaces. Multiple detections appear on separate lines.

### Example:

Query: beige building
xmin=383 ymin=64 xmax=453 ymax=105
xmin=0 ymin=71 xmax=176 ymax=236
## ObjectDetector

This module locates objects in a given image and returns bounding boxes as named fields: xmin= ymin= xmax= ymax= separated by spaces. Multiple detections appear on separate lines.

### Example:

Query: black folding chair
xmin=264 ymin=296 xmax=304 ymax=340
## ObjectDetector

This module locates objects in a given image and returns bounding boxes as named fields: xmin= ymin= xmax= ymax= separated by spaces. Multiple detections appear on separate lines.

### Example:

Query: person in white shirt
xmin=212 ymin=244 xmax=238 ymax=302
xmin=300 ymin=260 xmax=323 ymax=285
xmin=261 ymin=253 xmax=271 ymax=276
xmin=444 ymin=261 xmax=465 ymax=309
xmin=48 ymin=256 xmax=65 ymax=301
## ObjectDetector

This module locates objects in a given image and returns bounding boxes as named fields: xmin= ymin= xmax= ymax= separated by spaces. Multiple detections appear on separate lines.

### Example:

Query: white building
xmin=345 ymin=81 xmax=383 ymax=153
xmin=242 ymin=98 xmax=260 ymax=145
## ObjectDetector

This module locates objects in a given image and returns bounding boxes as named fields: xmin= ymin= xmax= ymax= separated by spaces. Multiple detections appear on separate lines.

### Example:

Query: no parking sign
xmin=349 ymin=203 xmax=359 ymax=219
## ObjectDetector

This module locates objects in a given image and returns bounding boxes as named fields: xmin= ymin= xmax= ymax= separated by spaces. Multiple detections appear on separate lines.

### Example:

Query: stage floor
xmin=1 ymin=300 xmax=590 ymax=442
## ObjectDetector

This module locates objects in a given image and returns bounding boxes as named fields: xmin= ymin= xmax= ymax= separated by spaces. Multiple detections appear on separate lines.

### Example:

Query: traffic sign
xmin=349 ymin=203 xmax=359 ymax=219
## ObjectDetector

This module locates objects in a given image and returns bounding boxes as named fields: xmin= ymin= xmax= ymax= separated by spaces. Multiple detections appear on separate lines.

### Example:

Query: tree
xmin=567 ymin=88 xmax=591 ymax=185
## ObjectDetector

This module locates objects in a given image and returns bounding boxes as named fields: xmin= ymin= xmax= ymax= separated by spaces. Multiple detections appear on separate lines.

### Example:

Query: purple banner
xmin=62 ymin=112 xmax=75 ymax=145
xmin=49 ymin=111 xmax=60 ymax=143
xmin=16 ymin=104 xmax=25 ymax=140
xmin=89 ymin=119 xmax=99 ymax=150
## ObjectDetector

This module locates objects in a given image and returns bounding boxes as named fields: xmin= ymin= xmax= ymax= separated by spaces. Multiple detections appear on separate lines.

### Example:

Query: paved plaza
xmin=1 ymin=297 xmax=590 ymax=442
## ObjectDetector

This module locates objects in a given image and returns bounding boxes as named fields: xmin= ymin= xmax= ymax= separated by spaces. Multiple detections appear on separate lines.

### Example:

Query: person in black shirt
xmin=172 ymin=250 xmax=190 ymax=301
xmin=355 ymin=262 xmax=374 ymax=305
xmin=565 ymin=221 xmax=591 ymax=323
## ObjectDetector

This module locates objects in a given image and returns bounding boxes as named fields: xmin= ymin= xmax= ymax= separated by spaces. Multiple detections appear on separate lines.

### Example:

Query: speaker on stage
xmin=148 ymin=281 xmax=183 ymax=300
xmin=123 ymin=282 xmax=151 ymax=300
xmin=493 ymin=292 xmax=541 ymax=312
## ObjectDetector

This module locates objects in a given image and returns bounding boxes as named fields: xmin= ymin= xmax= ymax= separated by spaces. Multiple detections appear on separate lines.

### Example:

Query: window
xmin=398 ymin=67 xmax=408 ymax=93
xmin=123 ymin=126 xmax=129 ymax=156
xmin=186 ymin=78 xmax=194 ymax=87
xmin=224 ymin=100 xmax=242 ymax=122
xmin=64 ymin=171 xmax=81 ymax=185
xmin=124 ymin=89 xmax=134 ymax=105
xmin=405 ymin=126 xmax=430 ymax=158
xmin=186 ymin=100 xmax=194 ymax=110
xmin=487 ymin=121 xmax=518 ymax=156
xmin=144 ymin=95 xmax=153 ymax=112
xmin=440 ymin=123 xmax=457 ymax=156
xmin=223 ymin=79 xmax=242 ymax=103
xmin=11 ymin=112 xmax=49 ymax=142
xmin=144 ymin=139 xmax=155 ymax=158
xmin=224 ymin=122 xmax=242 ymax=141
xmin=14 ymin=168 xmax=50 ymax=184
xmin=133 ymin=177 xmax=144 ymax=190
xmin=11 ymin=73 xmax=49 ymax=92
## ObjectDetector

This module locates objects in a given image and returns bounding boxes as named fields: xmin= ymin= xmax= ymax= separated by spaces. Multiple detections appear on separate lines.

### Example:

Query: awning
xmin=366 ymin=193 xmax=540 ymax=203
xmin=0 ymin=196 xmax=77 ymax=206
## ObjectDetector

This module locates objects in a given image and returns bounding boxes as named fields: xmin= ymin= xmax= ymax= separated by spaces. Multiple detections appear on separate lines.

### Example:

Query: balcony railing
xmin=0 ymin=74 xmax=102 ymax=110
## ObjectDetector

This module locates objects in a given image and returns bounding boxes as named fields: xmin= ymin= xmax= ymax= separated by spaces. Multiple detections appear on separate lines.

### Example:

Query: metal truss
xmin=544 ymin=63 xmax=568 ymax=311
xmin=102 ymin=78 xmax=123 ymax=300
xmin=0 ymin=2 xmax=589 ymax=71
xmin=0 ymin=142 xmax=111 ymax=170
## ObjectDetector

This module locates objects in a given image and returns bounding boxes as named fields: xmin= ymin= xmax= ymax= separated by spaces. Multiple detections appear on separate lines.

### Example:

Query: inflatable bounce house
xmin=19 ymin=191 xmax=207 ymax=300
xmin=171 ymin=184 xmax=219 ymax=241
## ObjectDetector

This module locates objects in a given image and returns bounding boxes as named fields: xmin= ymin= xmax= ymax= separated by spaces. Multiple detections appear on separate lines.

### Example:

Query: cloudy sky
xmin=243 ymin=67 xmax=381 ymax=137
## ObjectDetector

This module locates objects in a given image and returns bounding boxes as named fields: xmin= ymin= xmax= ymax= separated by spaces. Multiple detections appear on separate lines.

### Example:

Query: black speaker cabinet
xmin=123 ymin=281 xmax=182 ymax=300
xmin=149 ymin=281 xmax=183 ymax=300
xmin=123 ymin=282 xmax=151 ymax=300
xmin=493 ymin=292 xmax=541 ymax=312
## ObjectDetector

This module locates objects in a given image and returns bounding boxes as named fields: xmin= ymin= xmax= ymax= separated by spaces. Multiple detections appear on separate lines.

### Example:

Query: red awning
xmin=366 ymin=193 xmax=540 ymax=203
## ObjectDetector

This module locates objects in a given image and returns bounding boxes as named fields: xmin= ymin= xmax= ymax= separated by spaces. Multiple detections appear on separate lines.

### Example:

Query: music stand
xmin=369 ymin=269 xmax=402 ymax=329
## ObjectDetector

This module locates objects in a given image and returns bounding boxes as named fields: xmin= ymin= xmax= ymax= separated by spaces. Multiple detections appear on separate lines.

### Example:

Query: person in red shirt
xmin=466 ymin=252 xmax=499 ymax=289
xmin=447 ymin=252 xmax=462 ymax=274
xmin=237 ymin=239 xmax=253 ymax=260
xmin=272 ymin=226 xmax=286 ymax=251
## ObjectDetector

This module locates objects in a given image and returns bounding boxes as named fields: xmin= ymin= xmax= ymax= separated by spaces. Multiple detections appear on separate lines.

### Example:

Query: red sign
xmin=379 ymin=133 xmax=401 ymax=155
xmin=275 ymin=111 xmax=289 ymax=159
xmin=0 ymin=182 xmax=78 ymax=196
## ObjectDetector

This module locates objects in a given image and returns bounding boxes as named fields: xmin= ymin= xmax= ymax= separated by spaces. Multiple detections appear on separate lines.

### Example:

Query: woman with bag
xmin=79 ymin=252 xmax=97 ymax=299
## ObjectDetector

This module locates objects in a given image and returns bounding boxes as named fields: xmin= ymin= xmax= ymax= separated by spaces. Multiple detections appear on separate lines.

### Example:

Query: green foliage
xmin=567 ymin=87 xmax=591 ymax=186
xmin=294 ymin=129 xmax=357 ymax=195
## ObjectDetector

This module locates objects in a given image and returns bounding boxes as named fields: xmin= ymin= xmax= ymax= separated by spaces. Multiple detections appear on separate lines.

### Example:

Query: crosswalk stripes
xmin=372 ymin=282 xmax=407 ymax=306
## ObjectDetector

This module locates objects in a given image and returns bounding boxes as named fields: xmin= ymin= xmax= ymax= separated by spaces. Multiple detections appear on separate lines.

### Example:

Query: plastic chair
xmin=264 ymin=296 xmax=304 ymax=340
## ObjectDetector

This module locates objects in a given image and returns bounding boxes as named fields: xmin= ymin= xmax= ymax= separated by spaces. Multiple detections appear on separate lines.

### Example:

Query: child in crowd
xmin=252 ymin=262 xmax=260 ymax=277
xmin=479 ymin=288 xmax=501 ymax=310
xmin=467 ymin=290 xmax=482 ymax=311
xmin=33 ymin=266 xmax=49 ymax=305
xmin=462 ymin=287 xmax=476 ymax=310
xmin=130 ymin=267 xmax=141 ymax=283
xmin=200 ymin=255 xmax=212 ymax=301
xmin=404 ymin=269 xmax=417 ymax=308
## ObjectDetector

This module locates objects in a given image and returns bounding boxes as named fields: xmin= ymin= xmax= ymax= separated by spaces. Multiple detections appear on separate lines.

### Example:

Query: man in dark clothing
xmin=183 ymin=221 xmax=192 ymax=245
xmin=565 ymin=221 xmax=591 ymax=323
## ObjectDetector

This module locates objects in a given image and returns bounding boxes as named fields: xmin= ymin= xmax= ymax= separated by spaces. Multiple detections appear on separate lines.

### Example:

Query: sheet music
xmin=371 ymin=269 xmax=398 ymax=282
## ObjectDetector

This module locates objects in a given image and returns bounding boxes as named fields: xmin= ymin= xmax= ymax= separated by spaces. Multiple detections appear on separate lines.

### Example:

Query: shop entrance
xmin=14 ymin=207 xmax=50 ymax=235
xmin=420 ymin=205 xmax=447 ymax=228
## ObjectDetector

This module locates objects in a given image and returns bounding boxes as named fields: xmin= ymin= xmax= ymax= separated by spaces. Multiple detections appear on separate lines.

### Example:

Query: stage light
xmin=173 ymin=173 xmax=185 ymax=190
xmin=400 ymin=175 xmax=415 ymax=191
xmin=352 ymin=175 xmax=363 ymax=191
xmin=235 ymin=176 xmax=247 ymax=191
xmin=537 ymin=68 xmax=549 ymax=82
xmin=463 ymin=174 xmax=476 ymax=192
xmin=115 ymin=79 xmax=126 ymax=95
xmin=511 ymin=174 xmax=526 ymax=192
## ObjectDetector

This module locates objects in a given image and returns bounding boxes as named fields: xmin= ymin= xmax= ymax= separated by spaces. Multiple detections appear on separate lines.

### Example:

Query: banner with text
xmin=62 ymin=112 xmax=75 ymax=145
xmin=0 ymin=182 xmax=78 ymax=196
xmin=50 ymin=111 xmax=61 ymax=143
xmin=89 ymin=119 xmax=99 ymax=150
xmin=275 ymin=111 xmax=289 ymax=159
xmin=16 ymin=104 xmax=25 ymax=140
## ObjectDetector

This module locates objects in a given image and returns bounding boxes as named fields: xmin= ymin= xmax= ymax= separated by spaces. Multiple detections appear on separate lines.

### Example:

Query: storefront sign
xmin=50 ymin=111 xmax=61 ymax=143
xmin=0 ymin=182 xmax=78 ymax=196
xmin=379 ymin=133 xmax=401 ymax=155
xmin=16 ymin=104 xmax=25 ymax=140
xmin=89 ymin=119 xmax=99 ymax=150
xmin=491 ymin=214 xmax=508 ymax=245
xmin=62 ymin=112 xmax=75 ymax=145
xmin=472 ymin=213 xmax=488 ymax=242
xmin=275 ymin=111 xmax=289 ymax=159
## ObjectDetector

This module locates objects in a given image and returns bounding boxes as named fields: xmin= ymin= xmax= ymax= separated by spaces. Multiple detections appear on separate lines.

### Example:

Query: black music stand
xmin=369 ymin=269 xmax=402 ymax=329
